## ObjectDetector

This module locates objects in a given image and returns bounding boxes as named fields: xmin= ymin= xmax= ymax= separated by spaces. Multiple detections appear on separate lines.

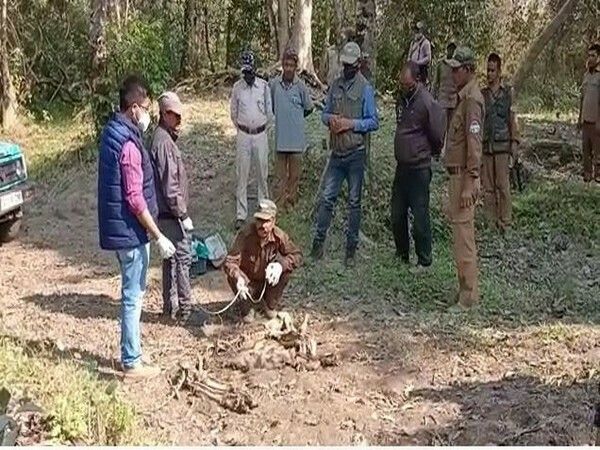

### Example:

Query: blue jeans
xmin=115 ymin=243 xmax=149 ymax=368
xmin=314 ymin=148 xmax=366 ymax=251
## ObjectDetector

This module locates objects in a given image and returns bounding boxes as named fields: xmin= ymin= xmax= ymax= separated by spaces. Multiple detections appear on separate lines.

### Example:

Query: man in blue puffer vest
xmin=97 ymin=74 xmax=176 ymax=379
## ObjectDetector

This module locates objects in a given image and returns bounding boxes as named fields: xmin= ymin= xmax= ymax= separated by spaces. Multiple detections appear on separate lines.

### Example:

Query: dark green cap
xmin=445 ymin=46 xmax=475 ymax=68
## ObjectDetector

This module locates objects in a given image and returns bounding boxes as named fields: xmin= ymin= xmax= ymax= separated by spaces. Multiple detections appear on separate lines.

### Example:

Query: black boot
xmin=310 ymin=240 xmax=324 ymax=260
xmin=344 ymin=247 xmax=356 ymax=268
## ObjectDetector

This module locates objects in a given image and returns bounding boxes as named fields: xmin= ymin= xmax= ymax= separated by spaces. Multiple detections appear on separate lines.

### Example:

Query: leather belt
xmin=238 ymin=124 xmax=266 ymax=135
xmin=446 ymin=166 xmax=465 ymax=175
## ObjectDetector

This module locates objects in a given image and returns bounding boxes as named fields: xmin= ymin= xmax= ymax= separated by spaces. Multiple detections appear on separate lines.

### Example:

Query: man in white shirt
xmin=230 ymin=50 xmax=274 ymax=229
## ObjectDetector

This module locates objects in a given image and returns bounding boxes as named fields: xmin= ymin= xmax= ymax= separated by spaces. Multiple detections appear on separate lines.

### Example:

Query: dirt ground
xmin=1 ymin=96 xmax=599 ymax=445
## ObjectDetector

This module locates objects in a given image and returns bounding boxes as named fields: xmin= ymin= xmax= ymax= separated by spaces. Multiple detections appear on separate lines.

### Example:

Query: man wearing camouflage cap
xmin=443 ymin=46 xmax=485 ymax=310
xmin=149 ymin=91 xmax=194 ymax=321
xmin=230 ymin=50 xmax=274 ymax=230
xmin=224 ymin=199 xmax=302 ymax=322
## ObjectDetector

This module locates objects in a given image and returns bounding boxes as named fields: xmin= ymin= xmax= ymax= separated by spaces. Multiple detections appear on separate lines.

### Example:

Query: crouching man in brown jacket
xmin=223 ymin=200 xmax=302 ymax=323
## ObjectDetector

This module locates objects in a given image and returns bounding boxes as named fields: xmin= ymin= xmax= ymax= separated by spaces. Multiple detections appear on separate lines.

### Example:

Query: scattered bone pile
xmin=172 ymin=313 xmax=338 ymax=414
xmin=226 ymin=313 xmax=338 ymax=372
xmin=171 ymin=362 xmax=257 ymax=414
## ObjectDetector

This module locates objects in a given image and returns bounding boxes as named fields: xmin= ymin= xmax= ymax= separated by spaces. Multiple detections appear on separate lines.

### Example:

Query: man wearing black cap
xmin=230 ymin=50 xmax=274 ymax=230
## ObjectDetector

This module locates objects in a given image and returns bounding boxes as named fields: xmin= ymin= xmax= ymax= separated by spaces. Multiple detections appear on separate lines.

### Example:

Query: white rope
xmin=197 ymin=280 xmax=268 ymax=316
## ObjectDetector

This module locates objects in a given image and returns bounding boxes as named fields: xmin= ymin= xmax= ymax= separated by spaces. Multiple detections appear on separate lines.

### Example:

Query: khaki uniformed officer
xmin=578 ymin=43 xmax=600 ymax=183
xmin=443 ymin=47 xmax=484 ymax=309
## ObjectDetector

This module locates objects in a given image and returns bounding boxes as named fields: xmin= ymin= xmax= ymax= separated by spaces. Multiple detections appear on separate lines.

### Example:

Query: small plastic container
xmin=190 ymin=257 xmax=208 ymax=277
xmin=203 ymin=232 xmax=228 ymax=268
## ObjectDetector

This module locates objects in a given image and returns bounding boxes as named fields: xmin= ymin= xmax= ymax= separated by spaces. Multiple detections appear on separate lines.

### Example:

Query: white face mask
xmin=137 ymin=110 xmax=151 ymax=133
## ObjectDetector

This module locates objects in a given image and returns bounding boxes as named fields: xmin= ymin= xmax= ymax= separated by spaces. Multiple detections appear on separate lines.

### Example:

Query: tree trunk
xmin=89 ymin=0 xmax=108 ymax=85
xmin=289 ymin=0 xmax=315 ymax=73
xmin=512 ymin=0 xmax=579 ymax=93
xmin=355 ymin=0 xmax=376 ymax=84
xmin=108 ymin=0 xmax=121 ymax=29
xmin=0 ymin=0 xmax=18 ymax=130
xmin=225 ymin=6 xmax=232 ymax=67
xmin=277 ymin=0 xmax=290 ymax=58
xmin=202 ymin=6 xmax=215 ymax=72
xmin=89 ymin=0 xmax=110 ymax=133
xmin=266 ymin=0 xmax=279 ymax=58
xmin=332 ymin=0 xmax=345 ymax=46
xmin=180 ymin=0 xmax=196 ymax=77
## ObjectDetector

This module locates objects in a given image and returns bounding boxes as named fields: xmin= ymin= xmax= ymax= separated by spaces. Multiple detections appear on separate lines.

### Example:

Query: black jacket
xmin=394 ymin=85 xmax=444 ymax=167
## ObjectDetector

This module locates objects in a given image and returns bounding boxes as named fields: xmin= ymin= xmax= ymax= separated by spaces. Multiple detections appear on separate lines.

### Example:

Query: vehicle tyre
xmin=0 ymin=217 xmax=21 ymax=244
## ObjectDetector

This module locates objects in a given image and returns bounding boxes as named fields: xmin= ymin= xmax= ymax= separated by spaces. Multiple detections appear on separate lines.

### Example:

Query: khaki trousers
xmin=582 ymin=122 xmax=600 ymax=182
xmin=274 ymin=152 xmax=302 ymax=208
xmin=482 ymin=153 xmax=512 ymax=230
xmin=236 ymin=131 xmax=269 ymax=220
xmin=447 ymin=173 xmax=479 ymax=307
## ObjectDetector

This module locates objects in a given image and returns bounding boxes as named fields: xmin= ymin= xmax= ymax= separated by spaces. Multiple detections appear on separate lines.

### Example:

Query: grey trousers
xmin=159 ymin=218 xmax=192 ymax=315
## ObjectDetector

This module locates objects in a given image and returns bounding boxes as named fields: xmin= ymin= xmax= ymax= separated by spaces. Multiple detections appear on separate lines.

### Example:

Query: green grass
xmin=279 ymin=106 xmax=600 ymax=330
xmin=0 ymin=336 xmax=144 ymax=445
xmin=513 ymin=179 xmax=600 ymax=247
xmin=0 ymin=113 xmax=95 ymax=187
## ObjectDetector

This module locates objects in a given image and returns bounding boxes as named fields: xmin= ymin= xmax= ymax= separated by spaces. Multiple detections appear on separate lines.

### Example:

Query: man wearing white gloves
xmin=224 ymin=200 xmax=302 ymax=322
xmin=150 ymin=91 xmax=195 ymax=321
xmin=98 ymin=75 xmax=176 ymax=379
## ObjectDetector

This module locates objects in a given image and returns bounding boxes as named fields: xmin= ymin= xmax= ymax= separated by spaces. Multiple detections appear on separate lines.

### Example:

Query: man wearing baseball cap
xmin=443 ymin=46 xmax=485 ymax=311
xmin=224 ymin=199 xmax=302 ymax=323
xmin=311 ymin=41 xmax=379 ymax=268
xmin=149 ymin=91 xmax=194 ymax=321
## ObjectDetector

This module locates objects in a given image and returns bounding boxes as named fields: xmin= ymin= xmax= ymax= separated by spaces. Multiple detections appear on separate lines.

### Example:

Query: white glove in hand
xmin=156 ymin=234 xmax=176 ymax=259
xmin=265 ymin=262 xmax=283 ymax=286
xmin=236 ymin=277 xmax=250 ymax=300
xmin=182 ymin=217 xmax=194 ymax=231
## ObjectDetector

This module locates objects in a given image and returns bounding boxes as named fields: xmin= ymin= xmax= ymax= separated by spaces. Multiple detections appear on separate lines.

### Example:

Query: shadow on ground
xmin=373 ymin=375 xmax=599 ymax=445
xmin=20 ymin=293 xmax=222 ymax=340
